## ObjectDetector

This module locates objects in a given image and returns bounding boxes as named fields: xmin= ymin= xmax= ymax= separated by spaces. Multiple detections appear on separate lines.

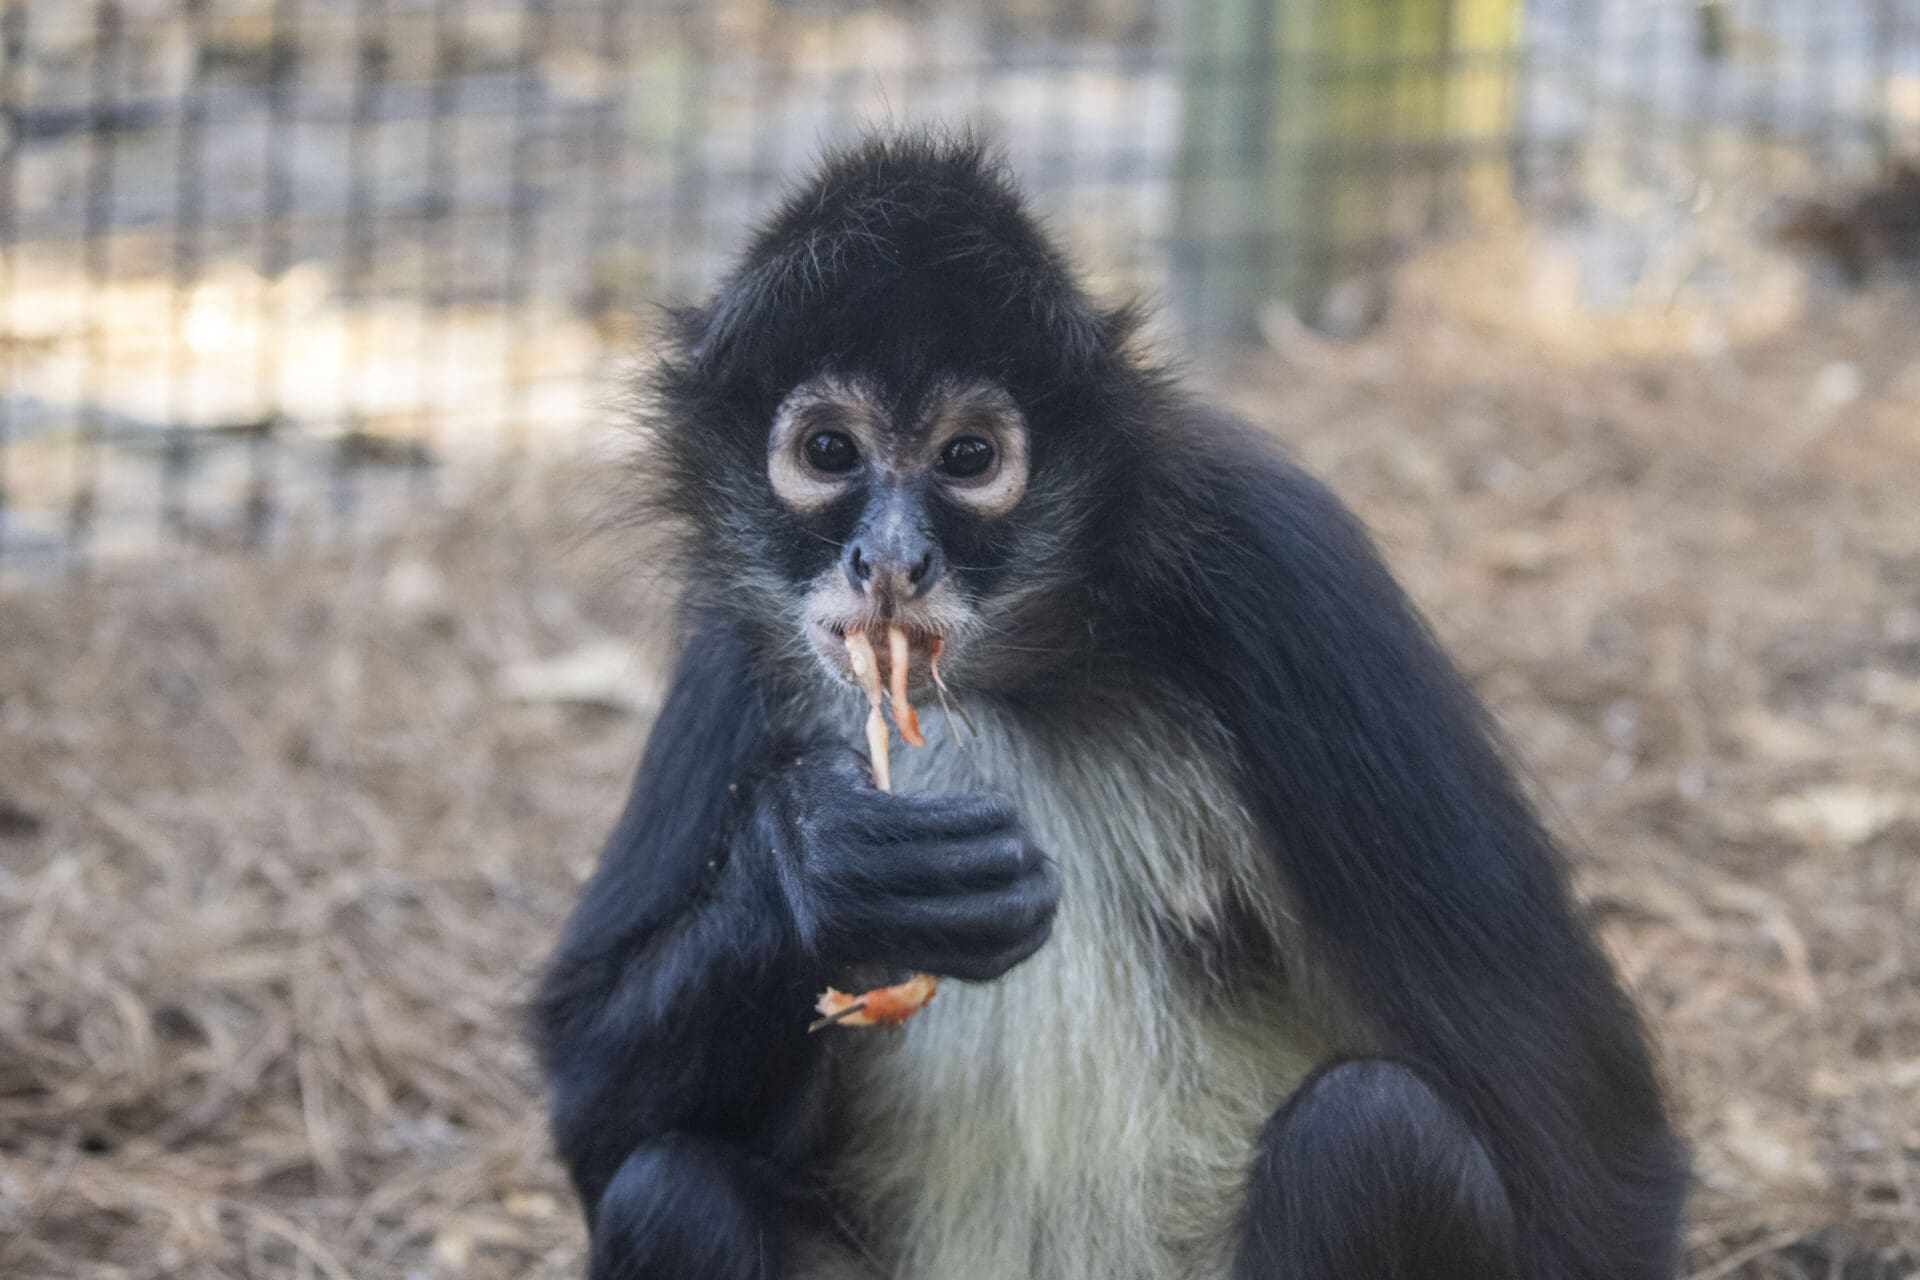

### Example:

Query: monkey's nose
xmin=845 ymin=539 xmax=942 ymax=601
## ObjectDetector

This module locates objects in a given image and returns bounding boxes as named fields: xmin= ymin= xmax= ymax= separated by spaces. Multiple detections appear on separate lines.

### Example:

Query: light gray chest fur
xmin=810 ymin=700 xmax=1325 ymax=1280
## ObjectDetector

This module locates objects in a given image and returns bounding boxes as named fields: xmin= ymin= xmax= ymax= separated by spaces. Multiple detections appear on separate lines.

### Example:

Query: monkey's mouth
xmin=807 ymin=617 xmax=943 ymax=692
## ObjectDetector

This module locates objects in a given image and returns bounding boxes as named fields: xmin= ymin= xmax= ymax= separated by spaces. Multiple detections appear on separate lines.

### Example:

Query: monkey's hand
xmin=762 ymin=748 xmax=1058 ymax=984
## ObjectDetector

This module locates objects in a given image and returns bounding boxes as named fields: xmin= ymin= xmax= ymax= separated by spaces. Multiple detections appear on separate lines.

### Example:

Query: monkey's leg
xmin=589 ymin=1135 xmax=785 ymax=1280
xmin=1234 ymin=1059 xmax=1522 ymax=1280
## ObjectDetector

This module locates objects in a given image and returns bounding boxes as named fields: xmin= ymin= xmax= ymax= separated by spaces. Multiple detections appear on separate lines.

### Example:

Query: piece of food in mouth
xmin=816 ymin=626 xmax=938 ymax=1031
xmin=843 ymin=630 xmax=891 ymax=793
xmin=888 ymin=626 xmax=926 ymax=748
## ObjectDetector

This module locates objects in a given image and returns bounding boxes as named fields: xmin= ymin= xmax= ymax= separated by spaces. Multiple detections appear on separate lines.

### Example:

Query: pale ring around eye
xmin=934 ymin=419 xmax=1027 ymax=519
xmin=922 ymin=382 xmax=1028 ymax=519
xmin=768 ymin=377 xmax=883 ymax=513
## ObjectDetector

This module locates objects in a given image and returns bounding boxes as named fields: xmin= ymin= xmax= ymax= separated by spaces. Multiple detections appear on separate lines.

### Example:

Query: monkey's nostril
xmin=909 ymin=550 xmax=934 ymax=585
xmin=850 ymin=546 xmax=869 ymax=581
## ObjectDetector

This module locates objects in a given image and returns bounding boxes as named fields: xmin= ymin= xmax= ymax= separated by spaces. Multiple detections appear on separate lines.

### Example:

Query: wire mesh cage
xmin=0 ymin=0 xmax=1913 ymax=572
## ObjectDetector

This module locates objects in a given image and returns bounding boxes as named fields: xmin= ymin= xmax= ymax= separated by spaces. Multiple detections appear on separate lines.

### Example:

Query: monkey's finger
xmin=870 ymin=836 xmax=1045 ymax=895
xmin=854 ymin=790 xmax=1020 ymax=841
xmin=857 ymin=884 xmax=1056 ymax=965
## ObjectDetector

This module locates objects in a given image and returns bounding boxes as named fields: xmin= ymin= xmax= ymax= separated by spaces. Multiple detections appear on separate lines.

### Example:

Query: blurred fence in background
xmin=0 ymin=0 xmax=1915 ymax=571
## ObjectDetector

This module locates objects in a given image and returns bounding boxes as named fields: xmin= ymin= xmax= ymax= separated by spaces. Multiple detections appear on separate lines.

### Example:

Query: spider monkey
xmin=533 ymin=133 xmax=1687 ymax=1280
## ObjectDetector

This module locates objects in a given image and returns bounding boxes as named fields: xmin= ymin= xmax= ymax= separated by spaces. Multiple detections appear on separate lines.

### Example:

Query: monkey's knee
xmin=590 ymin=1135 xmax=779 ymax=1280
xmin=1235 ymin=1059 xmax=1520 ymax=1280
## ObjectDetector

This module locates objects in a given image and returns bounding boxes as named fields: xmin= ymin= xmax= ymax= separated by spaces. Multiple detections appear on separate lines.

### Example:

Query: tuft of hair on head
xmin=668 ymin=127 xmax=1136 ymax=408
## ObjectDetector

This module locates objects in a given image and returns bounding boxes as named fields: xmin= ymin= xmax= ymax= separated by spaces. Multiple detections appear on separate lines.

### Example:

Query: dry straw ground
xmin=3 ymin=241 xmax=1917 ymax=1279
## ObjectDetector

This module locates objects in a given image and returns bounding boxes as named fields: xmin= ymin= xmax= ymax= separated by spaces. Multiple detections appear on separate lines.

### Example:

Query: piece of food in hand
xmin=813 ymin=972 xmax=939 ymax=1029
xmin=820 ymin=629 xmax=938 ymax=1031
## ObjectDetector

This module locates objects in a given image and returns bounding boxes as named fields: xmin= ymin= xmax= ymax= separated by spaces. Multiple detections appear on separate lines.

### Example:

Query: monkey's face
xmin=760 ymin=372 xmax=1039 ymax=696
xmin=654 ymin=139 xmax=1142 ymax=697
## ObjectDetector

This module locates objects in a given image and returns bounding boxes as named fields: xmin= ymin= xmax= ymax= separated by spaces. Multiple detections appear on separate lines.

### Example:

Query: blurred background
xmin=1 ymin=2 xmax=1917 ymax=1277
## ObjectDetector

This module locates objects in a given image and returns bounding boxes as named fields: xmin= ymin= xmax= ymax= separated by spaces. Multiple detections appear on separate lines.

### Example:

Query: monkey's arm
xmin=531 ymin=619 xmax=824 ymax=1217
xmin=1176 ymin=443 xmax=1686 ymax=1280
xmin=533 ymin=617 xmax=1054 ymax=1275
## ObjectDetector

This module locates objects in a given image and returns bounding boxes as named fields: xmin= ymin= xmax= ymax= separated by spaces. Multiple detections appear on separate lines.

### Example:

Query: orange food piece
xmin=887 ymin=621 xmax=925 ymax=744
xmin=814 ymin=972 xmax=938 ymax=1028
xmin=888 ymin=625 xmax=926 ymax=747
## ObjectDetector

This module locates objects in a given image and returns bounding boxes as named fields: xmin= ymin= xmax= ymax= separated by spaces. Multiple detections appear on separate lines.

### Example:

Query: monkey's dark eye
xmin=940 ymin=436 xmax=995 ymax=480
xmin=803 ymin=431 xmax=858 ymax=475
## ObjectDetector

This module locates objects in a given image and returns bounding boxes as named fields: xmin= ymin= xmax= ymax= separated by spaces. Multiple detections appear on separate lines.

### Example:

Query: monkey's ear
xmin=1015 ymin=291 xmax=1138 ymax=392
xmin=671 ymin=255 xmax=793 ymax=382
xmin=1092 ymin=302 xmax=1146 ymax=367
xmin=1099 ymin=302 xmax=1145 ymax=347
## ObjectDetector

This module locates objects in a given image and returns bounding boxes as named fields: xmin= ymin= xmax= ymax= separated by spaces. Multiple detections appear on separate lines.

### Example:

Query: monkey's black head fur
xmin=643 ymin=131 xmax=1163 ymax=695
xmin=674 ymin=131 xmax=1134 ymax=412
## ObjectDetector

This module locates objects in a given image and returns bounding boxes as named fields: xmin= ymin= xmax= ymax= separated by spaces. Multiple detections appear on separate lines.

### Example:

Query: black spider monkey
xmin=533 ymin=132 xmax=1687 ymax=1280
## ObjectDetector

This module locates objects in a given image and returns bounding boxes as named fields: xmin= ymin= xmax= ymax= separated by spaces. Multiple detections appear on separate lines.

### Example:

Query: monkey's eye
xmin=803 ymin=431 xmax=859 ymax=475
xmin=939 ymin=436 xmax=995 ymax=480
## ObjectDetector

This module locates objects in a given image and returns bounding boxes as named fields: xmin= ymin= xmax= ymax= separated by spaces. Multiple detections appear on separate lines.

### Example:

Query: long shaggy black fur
xmin=535 ymin=129 xmax=1687 ymax=1280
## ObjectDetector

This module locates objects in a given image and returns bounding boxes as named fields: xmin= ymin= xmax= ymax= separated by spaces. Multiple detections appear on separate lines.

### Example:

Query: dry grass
xmin=3 ymin=243 xmax=1918 ymax=1279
